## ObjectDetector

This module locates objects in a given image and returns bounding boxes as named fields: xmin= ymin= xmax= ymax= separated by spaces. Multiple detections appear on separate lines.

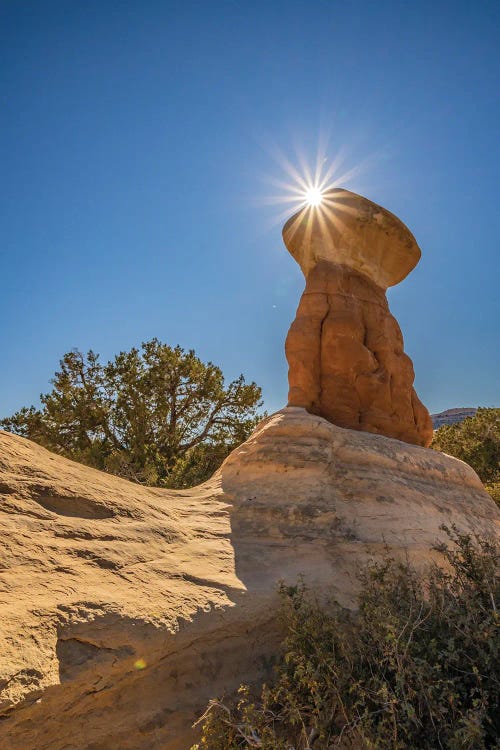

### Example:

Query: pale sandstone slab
xmin=0 ymin=413 xmax=498 ymax=749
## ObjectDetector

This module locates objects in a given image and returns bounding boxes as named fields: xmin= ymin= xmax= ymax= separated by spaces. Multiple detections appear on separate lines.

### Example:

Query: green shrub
xmin=1 ymin=339 xmax=262 ymax=488
xmin=193 ymin=527 xmax=499 ymax=749
xmin=431 ymin=408 xmax=500 ymax=485
xmin=485 ymin=483 xmax=500 ymax=508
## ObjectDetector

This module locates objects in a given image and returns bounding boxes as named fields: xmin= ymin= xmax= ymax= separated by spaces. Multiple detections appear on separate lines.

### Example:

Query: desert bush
xmin=485 ymin=484 xmax=500 ymax=508
xmin=432 ymin=408 xmax=500 ymax=486
xmin=193 ymin=527 xmax=499 ymax=749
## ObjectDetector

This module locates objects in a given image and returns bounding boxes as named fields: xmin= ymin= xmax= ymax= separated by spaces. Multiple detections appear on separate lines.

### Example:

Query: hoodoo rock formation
xmin=284 ymin=188 xmax=434 ymax=446
xmin=1 ymin=188 xmax=498 ymax=750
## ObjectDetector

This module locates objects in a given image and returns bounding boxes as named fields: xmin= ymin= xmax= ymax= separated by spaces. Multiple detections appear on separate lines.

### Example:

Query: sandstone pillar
xmin=283 ymin=188 xmax=433 ymax=447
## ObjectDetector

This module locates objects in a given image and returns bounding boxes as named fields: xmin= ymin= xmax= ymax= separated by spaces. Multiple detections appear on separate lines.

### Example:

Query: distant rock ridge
xmin=432 ymin=407 xmax=478 ymax=429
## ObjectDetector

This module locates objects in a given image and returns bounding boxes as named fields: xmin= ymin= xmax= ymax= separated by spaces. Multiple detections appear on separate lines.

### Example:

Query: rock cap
xmin=282 ymin=188 xmax=421 ymax=289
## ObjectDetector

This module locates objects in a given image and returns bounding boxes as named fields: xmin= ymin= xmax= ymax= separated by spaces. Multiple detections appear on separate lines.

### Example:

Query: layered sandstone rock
xmin=1 ymin=415 xmax=498 ymax=750
xmin=283 ymin=188 xmax=433 ymax=446
xmin=285 ymin=260 xmax=432 ymax=445
xmin=283 ymin=188 xmax=421 ymax=288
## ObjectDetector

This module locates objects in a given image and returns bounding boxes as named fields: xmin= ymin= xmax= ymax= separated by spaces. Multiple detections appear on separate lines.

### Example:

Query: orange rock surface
xmin=286 ymin=261 xmax=433 ymax=445
xmin=283 ymin=190 xmax=433 ymax=447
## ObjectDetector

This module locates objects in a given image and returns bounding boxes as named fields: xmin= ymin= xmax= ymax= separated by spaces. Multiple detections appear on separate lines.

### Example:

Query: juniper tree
xmin=1 ymin=338 xmax=263 ymax=488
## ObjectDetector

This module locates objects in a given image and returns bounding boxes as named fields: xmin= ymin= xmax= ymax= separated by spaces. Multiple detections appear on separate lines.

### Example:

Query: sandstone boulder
xmin=1 ymin=412 xmax=498 ymax=749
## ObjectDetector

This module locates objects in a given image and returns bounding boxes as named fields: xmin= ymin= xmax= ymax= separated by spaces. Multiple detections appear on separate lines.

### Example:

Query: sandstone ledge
xmin=0 ymin=410 xmax=498 ymax=749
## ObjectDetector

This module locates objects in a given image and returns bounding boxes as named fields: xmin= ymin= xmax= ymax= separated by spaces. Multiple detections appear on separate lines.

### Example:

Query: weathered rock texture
xmin=283 ymin=188 xmax=434 ymax=447
xmin=285 ymin=260 xmax=432 ymax=446
xmin=283 ymin=188 xmax=421 ymax=289
xmin=1 ymin=411 xmax=499 ymax=750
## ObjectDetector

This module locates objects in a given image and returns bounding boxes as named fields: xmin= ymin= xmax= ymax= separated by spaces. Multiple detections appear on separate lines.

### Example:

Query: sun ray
xmin=257 ymin=137 xmax=377 ymax=239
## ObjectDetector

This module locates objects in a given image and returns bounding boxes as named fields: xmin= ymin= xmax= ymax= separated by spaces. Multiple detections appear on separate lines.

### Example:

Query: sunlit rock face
xmin=1 ymin=415 xmax=498 ymax=749
xmin=283 ymin=189 xmax=433 ymax=447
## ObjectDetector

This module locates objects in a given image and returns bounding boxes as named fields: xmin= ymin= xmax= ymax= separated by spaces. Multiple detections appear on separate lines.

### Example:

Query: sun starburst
xmin=304 ymin=185 xmax=323 ymax=206
xmin=256 ymin=136 xmax=375 ymax=233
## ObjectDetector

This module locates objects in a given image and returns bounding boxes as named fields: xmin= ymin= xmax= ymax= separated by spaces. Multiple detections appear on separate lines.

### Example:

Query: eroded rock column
xmin=283 ymin=188 xmax=433 ymax=447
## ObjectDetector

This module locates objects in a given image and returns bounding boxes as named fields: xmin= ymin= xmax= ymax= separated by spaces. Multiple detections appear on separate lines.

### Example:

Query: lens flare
xmin=256 ymin=135 xmax=376 ymax=234
xmin=304 ymin=186 xmax=323 ymax=207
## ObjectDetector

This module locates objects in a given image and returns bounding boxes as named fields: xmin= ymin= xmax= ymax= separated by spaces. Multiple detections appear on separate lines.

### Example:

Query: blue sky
xmin=1 ymin=0 xmax=499 ymax=418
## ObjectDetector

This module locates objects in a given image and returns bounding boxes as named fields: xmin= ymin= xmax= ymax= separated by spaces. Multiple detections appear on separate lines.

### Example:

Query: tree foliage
xmin=1 ymin=339 xmax=263 ymax=487
xmin=194 ymin=528 xmax=500 ymax=750
xmin=431 ymin=408 xmax=500 ymax=489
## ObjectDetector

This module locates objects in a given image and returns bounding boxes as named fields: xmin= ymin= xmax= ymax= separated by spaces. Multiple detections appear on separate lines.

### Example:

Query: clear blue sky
xmin=1 ymin=0 xmax=499 ymax=418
